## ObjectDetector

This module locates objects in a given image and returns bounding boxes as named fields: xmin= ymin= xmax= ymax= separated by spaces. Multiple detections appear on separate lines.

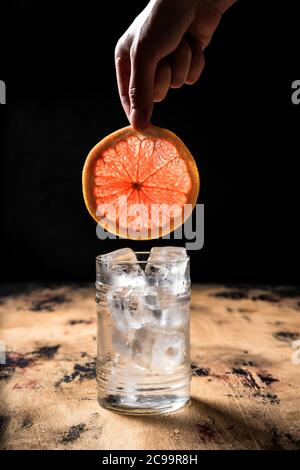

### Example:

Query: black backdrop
xmin=0 ymin=0 xmax=299 ymax=284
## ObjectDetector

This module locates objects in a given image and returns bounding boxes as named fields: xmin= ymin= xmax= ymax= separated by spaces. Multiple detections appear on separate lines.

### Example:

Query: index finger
xmin=129 ymin=46 xmax=157 ymax=130
xmin=115 ymin=48 xmax=131 ymax=119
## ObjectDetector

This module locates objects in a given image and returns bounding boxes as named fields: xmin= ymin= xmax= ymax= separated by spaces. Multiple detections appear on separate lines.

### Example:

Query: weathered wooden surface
xmin=1 ymin=283 xmax=300 ymax=450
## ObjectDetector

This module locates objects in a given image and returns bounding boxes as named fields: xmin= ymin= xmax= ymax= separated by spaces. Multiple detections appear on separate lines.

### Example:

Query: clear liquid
xmin=96 ymin=285 xmax=191 ymax=415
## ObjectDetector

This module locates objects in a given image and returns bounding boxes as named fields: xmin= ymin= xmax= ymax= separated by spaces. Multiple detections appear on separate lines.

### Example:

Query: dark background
xmin=0 ymin=0 xmax=299 ymax=284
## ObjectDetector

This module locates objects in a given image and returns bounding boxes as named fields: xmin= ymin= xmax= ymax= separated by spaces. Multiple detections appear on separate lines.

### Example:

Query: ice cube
xmin=108 ymin=287 xmax=163 ymax=334
xmin=112 ymin=263 xmax=145 ymax=287
xmin=145 ymin=263 xmax=170 ymax=287
xmin=125 ymin=288 xmax=163 ymax=329
xmin=107 ymin=288 xmax=142 ymax=332
xmin=151 ymin=331 xmax=185 ymax=370
xmin=161 ymin=299 xmax=189 ymax=329
xmin=137 ymin=288 xmax=162 ymax=325
xmin=101 ymin=247 xmax=137 ymax=263
xmin=122 ymin=290 xmax=144 ymax=329
xmin=149 ymin=246 xmax=187 ymax=262
xmin=111 ymin=328 xmax=131 ymax=357
xmin=99 ymin=248 xmax=145 ymax=287
xmin=145 ymin=246 xmax=189 ymax=293
xmin=107 ymin=289 xmax=128 ymax=332
xmin=128 ymin=328 xmax=156 ymax=369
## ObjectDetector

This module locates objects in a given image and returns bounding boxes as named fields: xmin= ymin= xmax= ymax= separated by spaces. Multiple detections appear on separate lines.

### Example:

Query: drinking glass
xmin=96 ymin=251 xmax=191 ymax=414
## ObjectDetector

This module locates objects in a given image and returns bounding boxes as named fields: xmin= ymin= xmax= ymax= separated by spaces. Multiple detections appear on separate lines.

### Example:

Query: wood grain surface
xmin=1 ymin=283 xmax=300 ymax=450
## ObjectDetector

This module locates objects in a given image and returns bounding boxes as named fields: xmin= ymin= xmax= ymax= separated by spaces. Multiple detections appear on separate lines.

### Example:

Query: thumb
xmin=129 ymin=48 xmax=156 ymax=130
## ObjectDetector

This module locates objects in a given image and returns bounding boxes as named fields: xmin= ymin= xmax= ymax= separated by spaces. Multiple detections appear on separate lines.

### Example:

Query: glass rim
xmin=96 ymin=250 xmax=189 ymax=265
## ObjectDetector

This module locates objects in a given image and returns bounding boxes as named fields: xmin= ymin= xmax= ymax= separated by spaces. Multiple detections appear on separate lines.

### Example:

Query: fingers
xmin=115 ymin=49 xmax=131 ymax=118
xmin=170 ymin=39 xmax=192 ymax=89
xmin=115 ymin=36 xmax=205 ymax=129
xmin=129 ymin=44 xmax=157 ymax=130
xmin=186 ymin=39 xmax=205 ymax=85
xmin=153 ymin=59 xmax=172 ymax=102
xmin=216 ymin=0 xmax=237 ymax=14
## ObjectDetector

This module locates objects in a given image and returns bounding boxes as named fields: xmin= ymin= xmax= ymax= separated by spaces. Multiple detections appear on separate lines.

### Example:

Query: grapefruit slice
xmin=82 ymin=125 xmax=200 ymax=239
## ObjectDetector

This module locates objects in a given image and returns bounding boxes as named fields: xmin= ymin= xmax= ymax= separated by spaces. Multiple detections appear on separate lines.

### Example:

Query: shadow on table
xmin=115 ymin=396 xmax=286 ymax=450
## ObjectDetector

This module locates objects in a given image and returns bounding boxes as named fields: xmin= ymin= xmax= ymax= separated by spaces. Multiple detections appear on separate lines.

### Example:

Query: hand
xmin=115 ymin=0 xmax=236 ymax=129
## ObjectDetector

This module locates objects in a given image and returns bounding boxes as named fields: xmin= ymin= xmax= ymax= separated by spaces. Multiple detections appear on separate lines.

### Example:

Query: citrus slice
xmin=82 ymin=125 xmax=200 ymax=239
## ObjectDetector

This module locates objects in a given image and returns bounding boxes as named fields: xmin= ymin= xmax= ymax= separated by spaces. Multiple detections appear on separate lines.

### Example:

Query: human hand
xmin=115 ymin=0 xmax=236 ymax=129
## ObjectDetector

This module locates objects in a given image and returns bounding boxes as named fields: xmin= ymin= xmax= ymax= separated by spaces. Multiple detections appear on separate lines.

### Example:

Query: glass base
xmin=97 ymin=360 xmax=191 ymax=415
xmin=98 ymin=394 xmax=190 ymax=415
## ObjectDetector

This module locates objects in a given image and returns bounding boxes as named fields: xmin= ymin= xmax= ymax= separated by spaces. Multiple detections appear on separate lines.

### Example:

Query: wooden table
xmin=1 ymin=284 xmax=300 ymax=450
